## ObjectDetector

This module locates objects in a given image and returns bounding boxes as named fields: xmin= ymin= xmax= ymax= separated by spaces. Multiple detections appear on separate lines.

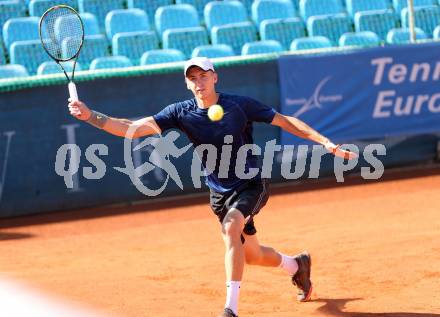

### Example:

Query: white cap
xmin=184 ymin=57 xmax=215 ymax=76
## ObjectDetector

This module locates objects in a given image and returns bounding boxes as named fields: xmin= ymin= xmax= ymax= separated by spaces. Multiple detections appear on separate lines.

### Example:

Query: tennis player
xmin=68 ymin=57 xmax=357 ymax=317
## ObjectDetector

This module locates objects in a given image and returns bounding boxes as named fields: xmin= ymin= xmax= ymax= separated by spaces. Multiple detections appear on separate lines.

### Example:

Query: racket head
xmin=39 ymin=5 xmax=84 ymax=62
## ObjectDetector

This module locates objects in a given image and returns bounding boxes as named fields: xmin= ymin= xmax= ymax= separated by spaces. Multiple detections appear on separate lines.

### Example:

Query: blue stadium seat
xmin=2 ymin=17 xmax=39 ymax=50
xmin=299 ymin=0 xmax=344 ymax=20
xmin=260 ymin=17 xmax=306 ymax=50
xmin=127 ymin=0 xmax=173 ymax=23
xmin=155 ymin=4 xmax=200 ymax=36
xmin=29 ymin=0 xmax=79 ymax=17
xmin=54 ymin=12 xmax=100 ymax=38
xmin=0 ymin=44 xmax=6 ymax=65
xmin=251 ymin=0 xmax=296 ymax=26
xmin=241 ymin=40 xmax=283 ymax=55
xmin=105 ymin=9 xmax=150 ymax=40
xmin=0 ymin=2 xmax=26 ymax=31
xmin=211 ymin=21 xmax=258 ymax=55
xmin=0 ymin=64 xmax=28 ymax=79
xmin=163 ymin=26 xmax=209 ymax=58
xmin=78 ymin=0 xmax=125 ymax=31
xmin=89 ymin=55 xmax=132 ymax=70
xmin=339 ymin=31 xmax=381 ymax=47
xmin=175 ymin=0 xmax=212 ymax=19
xmin=290 ymin=35 xmax=333 ymax=50
xmin=386 ymin=27 xmax=428 ymax=43
xmin=433 ymin=25 xmax=440 ymax=38
xmin=393 ymin=0 xmax=438 ymax=14
xmin=354 ymin=9 xmax=399 ymax=40
xmin=140 ymin=49 xmax=185 ymax=65
xmin=307 ymin=14 xmax=352 ymax=45
xmin=191 ymin=44 xmax=235 ymax=58
xmin=291 ymin=0 xmax=300 ymax=10
xmin=10 ymin=40 xmax=49 ymax=74
xmin=204 ymin=1 xmax=248 ymax=31
xmin=112 ymin=31 xmax=159 ymax=65
xmin=36 ymin=60 xmax=82 ymax=75
xmin=346 ymin=0 xmax=390 ymax=17
xmin=401 ymin=5 xmax=440 ymax=37
xmin=62 ymin=35 xmax=109 ymax=69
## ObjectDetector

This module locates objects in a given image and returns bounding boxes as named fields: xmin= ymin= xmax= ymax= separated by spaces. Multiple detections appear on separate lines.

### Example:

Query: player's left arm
xmin=270 ymin=112 xmax=358 ymax=160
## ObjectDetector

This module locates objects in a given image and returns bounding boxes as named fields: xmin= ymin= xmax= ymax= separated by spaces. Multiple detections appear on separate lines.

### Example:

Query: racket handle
xmin=68 ymin=82 xmax=78 ymax=101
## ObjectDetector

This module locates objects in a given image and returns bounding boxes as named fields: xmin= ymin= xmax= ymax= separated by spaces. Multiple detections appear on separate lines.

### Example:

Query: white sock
xmin=225 ymin=281 xmax=240 ymax=315
xmin=278 ymin=253 xmax=299 ymax=275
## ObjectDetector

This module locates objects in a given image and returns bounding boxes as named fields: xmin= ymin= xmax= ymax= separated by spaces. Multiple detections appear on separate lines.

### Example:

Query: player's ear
xmin=213 ymin=72 xmax=218 ymax=84
xmin=185 ymin=77 xmax=191 ymax=90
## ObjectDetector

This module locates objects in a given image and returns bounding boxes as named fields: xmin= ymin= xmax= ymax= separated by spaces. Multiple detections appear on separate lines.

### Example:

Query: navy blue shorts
xmin=209 ymin=179 xmax=269 ymax=236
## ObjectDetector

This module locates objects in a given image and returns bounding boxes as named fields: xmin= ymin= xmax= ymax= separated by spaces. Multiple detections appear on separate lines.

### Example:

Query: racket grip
xmin=68 ymin=82 xmax=78 ymax=101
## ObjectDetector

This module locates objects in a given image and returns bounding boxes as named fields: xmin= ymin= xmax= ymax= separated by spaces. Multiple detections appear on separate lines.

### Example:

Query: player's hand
xmin=324 ymin=141 xmax=358 ymax=160
xmin=68 ymin=99 xmax=91 ymax=121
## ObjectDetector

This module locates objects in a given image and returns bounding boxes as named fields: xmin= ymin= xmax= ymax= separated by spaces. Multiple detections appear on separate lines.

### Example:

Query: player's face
xmin=185 ymin=67 xmax=218 ymax=100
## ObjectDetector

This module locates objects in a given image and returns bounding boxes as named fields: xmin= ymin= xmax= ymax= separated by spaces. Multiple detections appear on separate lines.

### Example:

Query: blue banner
xmin=279 ymin=42 xmax=440 ymax=145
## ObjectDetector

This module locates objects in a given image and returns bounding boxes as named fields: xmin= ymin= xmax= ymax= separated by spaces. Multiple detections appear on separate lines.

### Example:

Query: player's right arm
xmin=68 ymin=100 xmax=161 ymax=138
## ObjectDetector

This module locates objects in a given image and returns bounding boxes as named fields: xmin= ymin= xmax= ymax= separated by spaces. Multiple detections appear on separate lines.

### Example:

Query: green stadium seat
xmin=401 ymin=5 xmax=440 ymax=37
xmin=62 ymin=34 xmax=109 ymax=69
xmin=191 ymin=44 xmax=235 ymax=58
xmin=36 ymin=60 xmax=82 ymax=75
xmin=0 ymin=64 xmax=28 ymax=79
xmin=0 ymin=1 xmax=26 ymax=31
xmin=241 ymin=40 xmax=283 ymax=55
xmin=163 ymin=26 xmax=209 ymax=58
xmin=140 ymin=49 xmax=185 ymax=65
xmin=127 ymin=0 xmax=173 ymax=23
xmin=175 ymin=0 xmax=212 ymax=19
xmin=112 ymin=31 xmax=159 ymax=65
xmin=204 ymin=1 xmax=248 ymax=31
xmin=155 ymin=4 xmax=200 ymax=36
xmin=105 ymin=9 xmax=150 ymax=40
xmin=354 ymin=9 xmax=399 ymax=40
xmin=339 ymin=31 xmax=381 ymax=47
xmin=89 ymin=55 xmax=132 ymax=70
xmin=346 ymin=0 xmax=390 ymax=17
xmin=2 ymin=17 xmax=39 ymax=50
xmin=10 ymin=39 xmax=49 ymax=74
xmin=251 ymin=0 xmax=296 ymax=26
xmin=78 ymin=0 xmax=125 ymax=31
xmin=29 ymin=0 xmax=79 ymax=17
xmin=386 ymin=27 xmax=428 ymax=43
xmin=211 ymin=21 xmax=258 ymax=55
xmin=307 ymin=14 xmax=352 ymax=45
xmin=290 ymin=35 xmax=333 ymax=50
xmin=393 ymin=0 xmax=438 ymax=14
xmin=299 ymin=0 xmax=344 ymax=21
xmin=260 ymin=17 xmax=306 ymax=50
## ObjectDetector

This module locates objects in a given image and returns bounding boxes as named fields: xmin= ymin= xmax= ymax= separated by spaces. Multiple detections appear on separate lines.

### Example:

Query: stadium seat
xmin=105 ymin=9 xmax=150 ymax=40
xmin=10 ymin=40 xmax=49 ymax=74
xmin=393 ymin=0 xmax=438 ymax=14
xmin=241 ymin=40 xmax=283 ymax=55
xmin=53 ymin=12 xmax=100 ymax=38
xmin=140 ymin=49 xmax=185 ymax=65
xmin=163 ymin=26 xmax=209 ymax=58
xmin=433 ymin=25 xmax=440 ymax=38
xmin=0 ymin=64 xmax=29 ymax=79
xmin=354 ymin=9 xmax=399 ymax=40
xmin=251 ymin=0 xmax=296 ymax=26
xmin=36 ymin=60 xmax=82 ymax=75
xmin=155 ymin=4 xmax=200 ymax=36
xmin=0 ymin=2 xmax=26 ymax=31
xmin=211 ymin=22 xmax=258 ymax=55
xmin=290 ymin=36 xmax=333 ymax=50
xmin=339 ymin=31 xmax=381 ymax=47
xmin=386 ymin=27 xmax=428 ymax=43
xmin=346 ymin=0 xmax=390 ymax=17
xmin=191 ymin=44 xmax=235 ymax=58
xmin=78 ymin=0 xmax=125 ymax=31
xmin=112 ymin=31 xmax=159 ymax=65
xmin=260 ymin=17 xmax=306 ymax=50
xmin=175 ymin=0 xmax=212 ymax=19
xmin=2 ymin=17 xmax=39 ymax=50
xmin=62 ymin=34 xmax=109 ymax=69
xmin=292 ymin=0 xmax=300 ymax=10
xmin=299 ymin=0 xmax=344 ymax=21
xmin=307 ymin=14 xmax=352 ymax=45
xmin=204 ymin=1 xmax=248 ymax=31
xmin=89 ymin=55 xmax=132 ymax=70
xmin=0 ymin=44 xmax=6 ymax=65
xmin=401 ymin=5 xmax=440 ymax=37
xmin=29 ymin=0 xmax=79 ymax=17
xmin=127 ymin=0 xmax=173 ymax=23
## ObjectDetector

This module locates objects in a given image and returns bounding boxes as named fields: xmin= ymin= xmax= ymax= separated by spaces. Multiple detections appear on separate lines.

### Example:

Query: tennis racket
xmin=39 ymin=5 xmax=84 ymax=101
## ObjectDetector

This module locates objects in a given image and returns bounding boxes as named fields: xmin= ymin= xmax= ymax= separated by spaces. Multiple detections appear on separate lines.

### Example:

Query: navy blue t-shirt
xmin=153 ymin=93 xmax=277 ymax=193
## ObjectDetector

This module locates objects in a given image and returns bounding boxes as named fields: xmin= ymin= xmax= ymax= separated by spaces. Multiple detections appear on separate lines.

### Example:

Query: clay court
xmin=1 ymin=171 xmax=439 ymax=316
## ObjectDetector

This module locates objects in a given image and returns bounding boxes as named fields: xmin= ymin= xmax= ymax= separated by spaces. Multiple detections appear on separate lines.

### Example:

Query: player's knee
xmin=221 ymin=210 xmax=244 ymax=238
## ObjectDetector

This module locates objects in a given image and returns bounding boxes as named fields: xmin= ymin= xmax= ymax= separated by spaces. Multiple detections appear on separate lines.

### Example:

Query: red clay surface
xmin=1 ymin=173 xmax=439 ymax=316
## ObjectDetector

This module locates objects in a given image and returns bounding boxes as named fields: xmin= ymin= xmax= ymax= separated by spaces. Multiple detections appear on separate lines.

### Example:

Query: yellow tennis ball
xmin=208 ymin=104 xmax=224 ymax=121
